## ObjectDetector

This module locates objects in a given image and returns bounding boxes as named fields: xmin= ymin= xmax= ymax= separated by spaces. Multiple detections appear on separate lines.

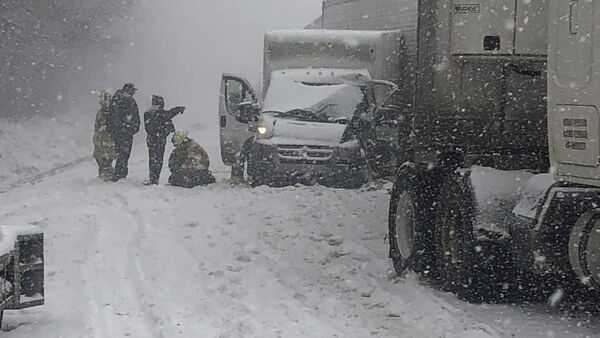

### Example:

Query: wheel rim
xmin=395 ymin=191 xmax=415 ymax=259
xmin=570 ymin=211 xmax=600 ymax=288
xmin=586 ymin=218 xmax=600 ymax=285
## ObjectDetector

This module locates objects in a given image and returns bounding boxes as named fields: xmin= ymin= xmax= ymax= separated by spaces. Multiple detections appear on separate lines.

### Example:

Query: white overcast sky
xmin=105 ymin=0 xmax=323 ymax=161
xmin=119 ymin=0 xmax=323 ymax=117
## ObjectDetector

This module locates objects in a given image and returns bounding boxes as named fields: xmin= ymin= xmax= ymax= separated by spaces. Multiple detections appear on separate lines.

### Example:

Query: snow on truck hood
xmin=273 ymin=118 xmax=347 ymax=145
xmin=260 ymin=113 xmax=348 ymax=146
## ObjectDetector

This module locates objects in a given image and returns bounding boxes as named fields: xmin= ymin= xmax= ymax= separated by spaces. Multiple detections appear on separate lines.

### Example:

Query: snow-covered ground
xmin=0 ymin=113 xmax=92 ymax=188
xmin=1 ymin=142 xmax=600 ymax=337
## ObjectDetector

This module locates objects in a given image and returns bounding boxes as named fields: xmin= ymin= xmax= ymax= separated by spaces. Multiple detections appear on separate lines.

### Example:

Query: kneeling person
xmin=168 ymin=131 xmax=216 ymax=188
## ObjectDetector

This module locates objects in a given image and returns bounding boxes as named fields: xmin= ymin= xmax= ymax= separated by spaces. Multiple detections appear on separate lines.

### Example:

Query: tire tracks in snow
xmin=79 ymin=189 xmax=161 ymax=338
xmin=0 ymin=157 xmax=91 ymax=194
xmin=116 ymin=190 xmax=165 ymax=338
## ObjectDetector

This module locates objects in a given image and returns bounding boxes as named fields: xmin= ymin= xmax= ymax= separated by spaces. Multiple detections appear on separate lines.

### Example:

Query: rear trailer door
xmin=450 ymin=0 xmax=549 ymax=56
xmin=451 ymin=0 xmax=516 ymax=55
xmin=549 ymin=0 xmax=600 ymax=185
xmin=515 ymin=0 xmax=549 ymax=55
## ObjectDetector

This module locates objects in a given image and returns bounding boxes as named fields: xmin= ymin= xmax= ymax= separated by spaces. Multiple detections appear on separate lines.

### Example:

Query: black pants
xmin=113 ymin=134 xmax=133 ymax=180
xmin=147 ymin=136 xmax=166 ymax=184
xmin=169 ymin=170 xmax=216 ymax=188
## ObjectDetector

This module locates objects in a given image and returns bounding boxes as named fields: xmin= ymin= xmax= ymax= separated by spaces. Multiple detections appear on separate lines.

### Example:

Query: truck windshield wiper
xmin=278 ymin=109 xmax=320 ymax=119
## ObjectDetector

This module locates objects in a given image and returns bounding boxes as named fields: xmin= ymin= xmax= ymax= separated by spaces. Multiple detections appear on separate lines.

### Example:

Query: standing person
xmin=93 ymin=90 xmax=116 ymax=181
xmin=168 ymin=131 xmax=216 ymax=188
xmin=106 ymin=82 xmax=140 ymax=182
xmin=144 ymin=95 xmax=185 ymax=185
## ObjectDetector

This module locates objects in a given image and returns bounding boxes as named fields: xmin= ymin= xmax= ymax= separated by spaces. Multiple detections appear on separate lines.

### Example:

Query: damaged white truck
xmin=0 ymin=226 xmax=44 ymax=326
xmin=316 ymin=0 xmax=600 ymax=303
xmin=218 ymin=29 xmax=402 ymax=187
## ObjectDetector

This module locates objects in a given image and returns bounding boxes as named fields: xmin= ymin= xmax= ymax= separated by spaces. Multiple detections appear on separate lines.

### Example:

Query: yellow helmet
xmin=172 ymin=131 xmax=188 ymax=146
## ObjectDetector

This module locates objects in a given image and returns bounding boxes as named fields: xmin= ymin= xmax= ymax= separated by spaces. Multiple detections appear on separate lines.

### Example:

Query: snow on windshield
xmin=262 ymin=74 xmax=365 ymax=121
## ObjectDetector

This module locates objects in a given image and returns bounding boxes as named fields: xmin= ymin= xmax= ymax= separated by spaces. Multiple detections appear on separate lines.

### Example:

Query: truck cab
xmin=219 ymin=29 xmax=404 ymax=187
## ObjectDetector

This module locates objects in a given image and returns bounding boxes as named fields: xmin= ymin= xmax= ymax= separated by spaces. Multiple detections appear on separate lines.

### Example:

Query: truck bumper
xmin=250 ymin=141 xmax=369 ymax=188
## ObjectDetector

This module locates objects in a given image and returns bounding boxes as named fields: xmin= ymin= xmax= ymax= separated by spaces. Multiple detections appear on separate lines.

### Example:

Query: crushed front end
xmin=249 ymin=139 xmax=369 ymax=188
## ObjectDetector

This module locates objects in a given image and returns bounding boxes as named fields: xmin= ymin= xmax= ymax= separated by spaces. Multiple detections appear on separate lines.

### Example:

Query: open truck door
xmin=219 ymin=74 xmax=260 ymax=167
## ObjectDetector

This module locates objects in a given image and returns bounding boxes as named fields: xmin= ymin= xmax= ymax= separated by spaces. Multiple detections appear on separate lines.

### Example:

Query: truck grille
xmin=277 ymin=145 xmax=334 ymax=163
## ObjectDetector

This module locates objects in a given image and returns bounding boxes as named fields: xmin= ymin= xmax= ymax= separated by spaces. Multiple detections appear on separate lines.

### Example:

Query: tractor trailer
xmin=317 ymin=0 xmax=600 ymax=302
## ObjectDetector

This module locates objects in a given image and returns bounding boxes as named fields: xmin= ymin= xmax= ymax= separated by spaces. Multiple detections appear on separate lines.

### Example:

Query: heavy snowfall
xmin=1 ymin=0 xmax=600 ymax=337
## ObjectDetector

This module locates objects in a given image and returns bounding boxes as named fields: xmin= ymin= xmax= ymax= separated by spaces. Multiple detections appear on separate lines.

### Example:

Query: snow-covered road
xmin=1 ymin=150 xmax=599 ymax=337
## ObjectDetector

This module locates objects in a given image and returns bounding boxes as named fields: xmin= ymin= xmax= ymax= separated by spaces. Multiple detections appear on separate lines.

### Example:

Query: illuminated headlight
xmin=257 ymin=125 xmax=268 ymax=135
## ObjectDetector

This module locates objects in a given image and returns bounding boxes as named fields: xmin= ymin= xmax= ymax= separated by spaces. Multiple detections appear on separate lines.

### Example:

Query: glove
xmin=175 ymin=106 xmax=186 ymax=114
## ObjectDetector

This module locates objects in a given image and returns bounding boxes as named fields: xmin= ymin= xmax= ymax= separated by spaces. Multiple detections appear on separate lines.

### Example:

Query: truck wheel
xmin=244 ymin=154 xmax=261 ymax=188
xmin=388 ymin=165 xmax=437 ymax=277
xmin=245 ymin=153 xmax=263 ymax=187
xmin=569 ymin=209 xmax=600 ymax=289
xmin=434 ymin=171 xmax=482 ymax=298
xmin=435 ymin=171 xmax=494 ymax=302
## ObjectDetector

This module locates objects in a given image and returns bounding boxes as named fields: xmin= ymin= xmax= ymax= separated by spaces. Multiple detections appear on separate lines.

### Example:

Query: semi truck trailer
xmin=218 ymin=29 xmax=404 ymax=187
xmin=318 ymin=0 xmax=600 ymax=302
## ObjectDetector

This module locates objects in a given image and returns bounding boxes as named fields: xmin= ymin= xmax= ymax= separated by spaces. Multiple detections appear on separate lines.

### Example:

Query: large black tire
xmin=434 ymin=172 xmax=478 ymax=297
xmin=434 ymin=171 xmax=513 ymax=303
xmin=388 ymin=165 xmax=438 ymax=277
xmin=245 ymin=152 xmax=264 ymax=188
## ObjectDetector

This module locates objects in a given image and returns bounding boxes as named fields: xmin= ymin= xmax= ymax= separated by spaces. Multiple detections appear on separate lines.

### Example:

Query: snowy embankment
xmin=0 ymin=143 xmax=598 ymax=337
xmin=0 ymin=113 xmax=93 ymax=189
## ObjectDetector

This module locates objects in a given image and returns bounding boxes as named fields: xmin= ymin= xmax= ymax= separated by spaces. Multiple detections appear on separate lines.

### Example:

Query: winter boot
xmin=230 ymin=165 xmax=245 ymax=184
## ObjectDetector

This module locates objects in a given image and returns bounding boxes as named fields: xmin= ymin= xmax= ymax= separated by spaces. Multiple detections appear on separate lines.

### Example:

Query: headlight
xmin=257 ymin=125 xmax=268 ymax=135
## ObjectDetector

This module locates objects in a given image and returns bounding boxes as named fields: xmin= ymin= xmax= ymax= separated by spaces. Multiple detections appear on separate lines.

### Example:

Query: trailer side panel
xmin=322 ymin=0 xmax=549 ymax=170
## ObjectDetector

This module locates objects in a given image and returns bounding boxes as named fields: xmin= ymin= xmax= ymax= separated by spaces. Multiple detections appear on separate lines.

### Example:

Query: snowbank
xmin=0 ymin=112 xmax=93 ymax=187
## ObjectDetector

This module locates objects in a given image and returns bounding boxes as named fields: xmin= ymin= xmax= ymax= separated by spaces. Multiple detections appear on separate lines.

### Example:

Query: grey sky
xmin=122 ymin=1 xmax=323 ymax=118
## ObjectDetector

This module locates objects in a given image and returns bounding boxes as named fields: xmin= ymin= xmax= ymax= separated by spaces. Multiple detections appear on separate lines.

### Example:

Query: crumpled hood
xmin=262 ymin=114 xmax=347 ymax=145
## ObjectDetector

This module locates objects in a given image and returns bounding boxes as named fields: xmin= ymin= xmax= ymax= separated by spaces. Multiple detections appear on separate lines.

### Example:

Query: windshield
xmin=262 ymin=77 xmax=366 ymax=122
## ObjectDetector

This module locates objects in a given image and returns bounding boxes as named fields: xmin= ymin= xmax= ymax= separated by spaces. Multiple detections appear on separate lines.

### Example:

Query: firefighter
xmin=93 ymin=90 xmax=116 ymax=181
xmin=168 ymin=131 xmax=216 ymax=188
xmin=106 ymin=82 xmax=140 ymax=182
xmin=144 ymin=95 xmax=185 ymax=185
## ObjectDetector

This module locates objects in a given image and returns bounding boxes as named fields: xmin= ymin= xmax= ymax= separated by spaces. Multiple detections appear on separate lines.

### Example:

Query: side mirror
xmin=367 ymin=79 xmax=399 ymax=109
xmin=236 ymin=101 xmax=260 ymax=123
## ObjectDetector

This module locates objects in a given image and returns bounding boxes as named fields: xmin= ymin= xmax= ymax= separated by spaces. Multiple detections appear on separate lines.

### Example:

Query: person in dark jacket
xmin=168 ymin=131 xmax=216 ymax=188
xmin=106 ymin=82 xmax=140 ymax=182
xmin=144 ymin=95 xmax=185 ymax=185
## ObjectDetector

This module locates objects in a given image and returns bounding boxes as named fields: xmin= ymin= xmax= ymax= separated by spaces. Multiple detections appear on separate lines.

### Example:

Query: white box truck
xmin=218 ymin=29 xmax=403 ymax=187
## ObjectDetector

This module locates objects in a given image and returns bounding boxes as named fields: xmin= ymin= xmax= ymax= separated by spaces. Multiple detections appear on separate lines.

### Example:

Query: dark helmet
xmin=151 ymin=95 xmax=165 ymax=108
xmin=123 ymin=82 xmax=138 ymax=92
